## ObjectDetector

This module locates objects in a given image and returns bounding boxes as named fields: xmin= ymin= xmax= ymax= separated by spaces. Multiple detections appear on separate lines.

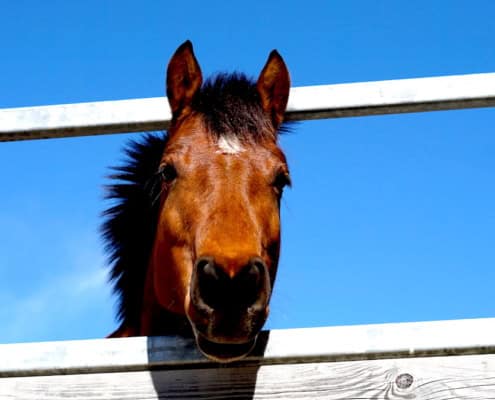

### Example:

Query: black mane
xmin=102 ymin=133 xmax=167 ymax=328
xmin=102 ymin=73 xmax=288 ymax=330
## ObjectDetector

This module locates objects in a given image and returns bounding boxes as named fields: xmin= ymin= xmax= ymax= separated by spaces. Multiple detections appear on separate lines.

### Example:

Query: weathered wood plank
xmin=1 ymin=318 xmax=494 ymax=377
xmin=1 ymin=72 xmax=495 ymax=141
xmin=1 ymin=354 xmax=494 ymax=399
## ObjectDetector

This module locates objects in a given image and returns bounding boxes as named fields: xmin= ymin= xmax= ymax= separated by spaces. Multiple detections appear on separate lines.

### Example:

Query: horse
xmin=102 ymin=41 xmax=291 ymax=362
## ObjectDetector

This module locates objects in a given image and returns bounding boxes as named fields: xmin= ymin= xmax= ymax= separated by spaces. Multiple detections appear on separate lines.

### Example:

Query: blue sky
xmin=1 ymin=1 xmax=494 ymax=343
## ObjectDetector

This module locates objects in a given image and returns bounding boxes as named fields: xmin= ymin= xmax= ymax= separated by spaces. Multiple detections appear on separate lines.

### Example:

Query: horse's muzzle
xmin=188 ymin=256 xmax=271 ymax=361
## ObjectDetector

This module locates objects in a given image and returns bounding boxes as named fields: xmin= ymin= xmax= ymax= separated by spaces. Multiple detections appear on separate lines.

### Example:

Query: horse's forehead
xmin=177 ymin=136 xmax=282 ymax=168
xmin=167 ymin=123 xmax=283 ymax=164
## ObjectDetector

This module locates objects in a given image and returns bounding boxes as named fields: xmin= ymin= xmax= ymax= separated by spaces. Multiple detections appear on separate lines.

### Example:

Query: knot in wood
xmin=395 ymin=373 xmax=414 ymax=389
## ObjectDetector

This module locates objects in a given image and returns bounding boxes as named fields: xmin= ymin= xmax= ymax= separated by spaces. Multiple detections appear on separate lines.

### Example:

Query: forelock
xmin=191 ymin=73 xmax=275 ymax=142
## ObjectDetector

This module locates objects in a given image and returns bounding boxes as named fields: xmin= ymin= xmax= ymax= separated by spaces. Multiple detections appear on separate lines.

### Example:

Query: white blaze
xmin=217 ymin=136 xmax=244 ymax=154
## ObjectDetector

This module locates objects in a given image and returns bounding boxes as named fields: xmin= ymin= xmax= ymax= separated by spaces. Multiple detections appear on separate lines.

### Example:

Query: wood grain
xmin=1 ymin=354 xmax=494 ymax=399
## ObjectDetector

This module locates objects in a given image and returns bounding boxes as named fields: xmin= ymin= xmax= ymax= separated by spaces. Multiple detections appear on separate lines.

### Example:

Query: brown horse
xmin=103 ymin=41 xmax=291 ymax=362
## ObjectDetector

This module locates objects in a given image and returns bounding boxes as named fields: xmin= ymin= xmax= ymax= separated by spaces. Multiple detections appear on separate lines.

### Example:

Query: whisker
xmin=150 ymin=185 xmax=165 ymax=207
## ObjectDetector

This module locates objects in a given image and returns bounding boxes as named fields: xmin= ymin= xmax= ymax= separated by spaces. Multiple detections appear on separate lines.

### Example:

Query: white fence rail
xmin=1 ymin=72 xmax=495 ymax=141
xmin=1 ymin=318 xmax=495 ymax=398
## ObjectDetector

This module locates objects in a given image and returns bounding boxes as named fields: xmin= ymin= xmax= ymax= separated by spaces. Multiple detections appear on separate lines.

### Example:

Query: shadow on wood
xmin=147 ymin=332 xmax=270 ymax=399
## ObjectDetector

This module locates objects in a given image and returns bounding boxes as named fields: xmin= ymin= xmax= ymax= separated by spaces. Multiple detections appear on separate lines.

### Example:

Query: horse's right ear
xmin=166 ymin=40 xmax=203 ymax=119
xmin=256 ymin=50 xmax=290 ymax=129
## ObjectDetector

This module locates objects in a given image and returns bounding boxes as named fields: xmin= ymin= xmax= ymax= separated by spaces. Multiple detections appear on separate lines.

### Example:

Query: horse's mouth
xmin=195 ymin=333 xmax=257 ymax=363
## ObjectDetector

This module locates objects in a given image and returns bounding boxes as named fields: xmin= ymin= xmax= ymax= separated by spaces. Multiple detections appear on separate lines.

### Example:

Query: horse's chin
xmin=194 ymin=332 xmax=257 ymax=363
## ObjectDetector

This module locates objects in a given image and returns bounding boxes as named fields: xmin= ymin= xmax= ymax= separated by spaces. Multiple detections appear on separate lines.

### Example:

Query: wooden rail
xmin=1 ymin=318 xmax=494 ymax=398
xmin=1 ymin=72 xmax=495 ymax=141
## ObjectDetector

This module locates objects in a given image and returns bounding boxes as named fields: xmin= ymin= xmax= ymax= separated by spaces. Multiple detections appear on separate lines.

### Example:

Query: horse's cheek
xmin=259 ymin=198 xmax=282 ymax=284
xmin=151 ymin=206 xmax=194 ymax=314
xmin=256 ymin=195 xmax=281 ymax=252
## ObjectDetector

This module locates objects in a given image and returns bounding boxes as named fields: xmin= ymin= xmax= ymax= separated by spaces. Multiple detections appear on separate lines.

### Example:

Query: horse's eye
xmin=159 ymin=164 xmax=177 ymax=183
xmin=272 ymin=171 xmax=291 ymax=193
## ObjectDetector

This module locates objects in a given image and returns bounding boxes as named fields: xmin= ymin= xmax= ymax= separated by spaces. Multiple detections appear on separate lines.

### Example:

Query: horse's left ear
xmin=256 ymin=50 xmax=290 ymax=129
xmin=166 ymin=40 xmax=203 ymax=119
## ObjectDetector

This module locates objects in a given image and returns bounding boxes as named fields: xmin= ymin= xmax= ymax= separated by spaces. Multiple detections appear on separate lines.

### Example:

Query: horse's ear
xmin=256 ymin=50 xmax=290 ymax=129
xmin=166 ymin=40 xmax=203 ymax=118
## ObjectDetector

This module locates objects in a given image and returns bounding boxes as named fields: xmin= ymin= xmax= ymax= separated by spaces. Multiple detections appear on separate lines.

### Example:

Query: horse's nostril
xmin=251 ymin=257 xmax=267 ymax=277
xmin=196 ymin=257 xmax=216 ymax=279
xmin=233 ymin=258 xmax=268 ymax=307
xmin=203 ymin=262 xmax=216 ymax=278
xmin=196 ymin=257 xmax=228 ymax=283
xmin=194 ymin=257 xmax=226 ymax=310
xmin=246 ymin=261 xmax=261 ymax=278
xmin=195 ymin=257 xmax=210 ymax=271
xmin=193 ymin=256 xmax=269 ymax=311
xmin=236 ymin=258 xmax=264 ymax=286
